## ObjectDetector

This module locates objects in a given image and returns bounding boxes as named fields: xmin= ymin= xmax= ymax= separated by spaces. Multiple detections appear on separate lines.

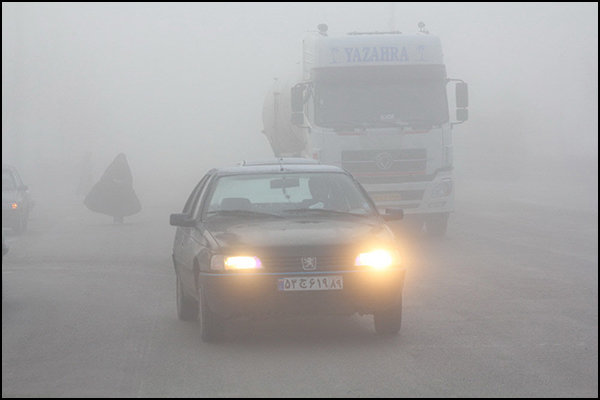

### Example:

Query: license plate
xmin=277 ymin=276 xmax=343 ymax=291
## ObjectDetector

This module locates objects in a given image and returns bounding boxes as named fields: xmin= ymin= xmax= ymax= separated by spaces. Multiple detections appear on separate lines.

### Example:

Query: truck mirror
xmin=291 ymin=112 xmax=304 ymax=126
xmin=456 ymin=82 xmax=468 ymax=108
xmin=291 ymin=84 xmax=304 ymax=113
xmin=456 ymin=108 xmax=468 ymax=122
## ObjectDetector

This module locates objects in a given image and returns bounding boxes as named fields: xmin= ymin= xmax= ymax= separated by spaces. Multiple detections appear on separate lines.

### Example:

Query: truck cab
xmin=263 ymin=24 xmax=468 ymax=237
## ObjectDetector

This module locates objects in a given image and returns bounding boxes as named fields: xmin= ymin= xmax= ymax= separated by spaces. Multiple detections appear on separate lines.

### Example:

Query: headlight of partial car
xmin=210 ymin=255 xmax=263 ymax=271
xmin=354 ymin=249 xmax=395 ymax=271
xmin=4 ymin=202 xmax=19 ymax=210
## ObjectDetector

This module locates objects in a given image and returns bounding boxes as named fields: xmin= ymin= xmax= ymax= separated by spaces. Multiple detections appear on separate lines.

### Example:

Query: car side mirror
xmin=382 ymin=208 xmax=404 ymax=221
xmin=170 ymin=213 xmax=196 ymax=227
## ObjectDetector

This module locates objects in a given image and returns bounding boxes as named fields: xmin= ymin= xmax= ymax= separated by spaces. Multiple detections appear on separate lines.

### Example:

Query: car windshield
xmin=204 ymin=172 xmax=377 ymax=218
xmin=2 ymin=170 xmax=17 ymax=191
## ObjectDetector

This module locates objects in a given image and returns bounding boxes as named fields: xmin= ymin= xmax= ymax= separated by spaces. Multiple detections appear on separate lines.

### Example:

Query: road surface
xmin=2 ymin=175 xmax=597 ymax=397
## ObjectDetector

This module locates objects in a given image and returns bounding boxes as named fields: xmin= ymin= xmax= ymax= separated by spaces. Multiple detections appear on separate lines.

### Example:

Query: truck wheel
xmin=373 ymin=297 xmax=402 ymax=335
xmin=425 ymin=213 xmax=449 ymax=238
xmin=176 ymin=274 xmax=198 ymax=321
xmin=198 ymin=284 xmax=224 ymax=342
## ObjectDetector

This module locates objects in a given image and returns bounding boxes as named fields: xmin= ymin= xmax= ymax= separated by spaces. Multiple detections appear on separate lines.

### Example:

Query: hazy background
xmin=2 ymin=2 xmax=598 ymax=211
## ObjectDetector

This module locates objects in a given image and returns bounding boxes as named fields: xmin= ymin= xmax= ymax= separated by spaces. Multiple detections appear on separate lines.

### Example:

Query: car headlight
xmin=210 ymin=255 xmax=263 ymax=271
xmin=355 ymin=249 xmax=395 ymax=271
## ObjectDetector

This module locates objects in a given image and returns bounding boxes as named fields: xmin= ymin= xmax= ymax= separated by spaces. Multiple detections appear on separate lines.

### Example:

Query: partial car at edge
xmin=2 ymin=164 xmax=34 ymax=234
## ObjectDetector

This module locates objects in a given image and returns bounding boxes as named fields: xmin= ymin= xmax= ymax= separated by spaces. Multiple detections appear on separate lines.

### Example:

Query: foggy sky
xmin=2 ymin=2 xmax=598 ymax=203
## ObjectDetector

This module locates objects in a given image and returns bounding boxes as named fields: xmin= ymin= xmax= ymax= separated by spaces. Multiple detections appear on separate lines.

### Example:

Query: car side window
xmin=13 ymin=170 xmax=23 ymax=187
xmin=2 ymin=170 xmax=17 ymax=190
xmin=192 ymin=175 xmax=215 ymax=219
xmin=181 ymin=174 xmax=209 ymax=215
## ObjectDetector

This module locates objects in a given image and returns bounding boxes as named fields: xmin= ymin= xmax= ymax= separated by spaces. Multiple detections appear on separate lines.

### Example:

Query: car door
xmin=173 ymin=174 xmax=209 ymax=283
xmin=175 ymin=173 xmax=216 ymax=296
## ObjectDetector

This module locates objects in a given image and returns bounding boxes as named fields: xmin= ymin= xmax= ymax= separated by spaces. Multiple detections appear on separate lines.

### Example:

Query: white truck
xmin=262 ymin=23 xmax=468 ymax=237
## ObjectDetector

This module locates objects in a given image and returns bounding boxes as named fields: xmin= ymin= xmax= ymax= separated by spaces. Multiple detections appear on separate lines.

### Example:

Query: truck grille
xmin=342 ymin=149 xmax=427 ymax=184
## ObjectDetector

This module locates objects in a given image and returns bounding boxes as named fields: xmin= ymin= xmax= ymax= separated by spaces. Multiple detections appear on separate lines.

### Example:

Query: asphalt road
xmin=2 ymin=177 xmax=598 ymax=397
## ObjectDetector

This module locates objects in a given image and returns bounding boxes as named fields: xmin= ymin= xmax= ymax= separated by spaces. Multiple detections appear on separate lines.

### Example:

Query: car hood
xmin=205 ymin=216 xmax=396 ymax=253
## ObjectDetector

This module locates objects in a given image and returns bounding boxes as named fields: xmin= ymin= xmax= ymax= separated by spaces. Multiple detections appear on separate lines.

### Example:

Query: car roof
xmin=211 ymin=158 xmax=348 ymax=176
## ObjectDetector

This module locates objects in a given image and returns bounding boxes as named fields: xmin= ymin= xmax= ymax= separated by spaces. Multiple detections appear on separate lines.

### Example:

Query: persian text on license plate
xmin=278 ymin=276 xmax=343 ymax=291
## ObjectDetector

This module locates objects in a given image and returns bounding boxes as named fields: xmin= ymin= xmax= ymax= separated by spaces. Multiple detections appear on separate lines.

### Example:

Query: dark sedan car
xmin=170 ymin=158 xmax=406 ymax=342
xmin=2 ymin=164 xmax=33 ymax=234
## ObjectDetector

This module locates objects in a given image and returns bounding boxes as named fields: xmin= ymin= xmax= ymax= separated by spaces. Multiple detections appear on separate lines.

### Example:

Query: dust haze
xmin=2 ymin=2 xmax=598 ymax=212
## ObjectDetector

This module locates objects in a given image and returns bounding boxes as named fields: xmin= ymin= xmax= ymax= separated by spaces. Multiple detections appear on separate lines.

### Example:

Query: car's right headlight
xmin=210 ymin=255 xmax=263 ymax=271
xmin=354 ymin=249 xmax=395 ymax=271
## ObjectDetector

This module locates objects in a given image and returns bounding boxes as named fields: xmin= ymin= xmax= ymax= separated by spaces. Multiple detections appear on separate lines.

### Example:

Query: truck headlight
xmin=211 ymin=255 xmax=263 ymax=271
xmin=431 ymin=178 xmax=453 ymax=198
xmin=355 ymin=249 xmax=394 ymax=270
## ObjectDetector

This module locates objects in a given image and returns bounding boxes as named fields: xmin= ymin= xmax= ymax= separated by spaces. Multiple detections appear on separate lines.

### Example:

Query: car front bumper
xmin=2 ymin=208 xmax=26 ymax=228
xmin=199 ymin=268 xmax=406 ymax=319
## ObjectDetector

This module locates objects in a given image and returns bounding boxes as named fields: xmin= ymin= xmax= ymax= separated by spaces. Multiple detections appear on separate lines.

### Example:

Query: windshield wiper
xmin=282 ymin=208 xmax=371 ymax=218
xmin=206 ymin=210 xmax=282 ymax=218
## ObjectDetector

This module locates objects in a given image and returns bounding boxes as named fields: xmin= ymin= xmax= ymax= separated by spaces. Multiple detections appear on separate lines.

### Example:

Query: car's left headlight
xmin=354 ymin=249 xmax=395 ymax=270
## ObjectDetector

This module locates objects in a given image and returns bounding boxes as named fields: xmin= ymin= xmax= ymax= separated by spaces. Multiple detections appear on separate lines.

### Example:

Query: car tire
xmin=13 ymin=213 xmax=28 ymax=234
xmin=176 ymin=274 xmax=198 ymax=321
xmin=425 ymin=213 xmax=449 ymax=238
xmin=198 ymin=284 xmax=224 ymax=342
xmin=373 ymin=297 xmax=402 ymax=335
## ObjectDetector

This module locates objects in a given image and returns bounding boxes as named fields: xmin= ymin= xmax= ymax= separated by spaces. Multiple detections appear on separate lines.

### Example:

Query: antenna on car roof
xmin=278 ymin=157 xmax=284 ymax=171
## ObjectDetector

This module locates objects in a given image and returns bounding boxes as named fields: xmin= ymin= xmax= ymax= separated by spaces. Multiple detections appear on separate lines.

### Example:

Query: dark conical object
xmin=84 ymin=153 xmax=141 ymax=221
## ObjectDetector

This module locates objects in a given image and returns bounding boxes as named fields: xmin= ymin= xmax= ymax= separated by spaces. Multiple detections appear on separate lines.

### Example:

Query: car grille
xmin=260 ymin=254 xmax=356 ymax=272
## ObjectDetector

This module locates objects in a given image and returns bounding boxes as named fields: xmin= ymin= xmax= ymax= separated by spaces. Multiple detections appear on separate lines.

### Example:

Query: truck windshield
xmin=313 ymin=65 xmax=449 ymax=129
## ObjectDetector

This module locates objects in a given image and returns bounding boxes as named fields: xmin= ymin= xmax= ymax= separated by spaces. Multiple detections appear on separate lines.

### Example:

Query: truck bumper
xmin=363 ymin=170 xmax=454 ymax=215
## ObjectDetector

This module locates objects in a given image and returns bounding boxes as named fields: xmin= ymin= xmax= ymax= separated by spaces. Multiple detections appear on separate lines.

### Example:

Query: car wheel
xmin=425 ymin=213 xmax=449 ymax=238
xmin=198 ymin=284 xmax=224 ymax=342
xmin=373 ymin=297 xmax=402 ymax=335
xmin=13 ymin=213 xmax=28 ymax=234
xmin=176 ymin=274 xmax=198 ymax=321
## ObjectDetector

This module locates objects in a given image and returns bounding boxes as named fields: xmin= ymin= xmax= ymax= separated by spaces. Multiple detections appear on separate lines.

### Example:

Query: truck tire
xmin=198 ymin=284 xmax=224 ymax=342
xmin=373 ymin=297 xmax=402 ymax=335
xmin=176 ymin=274 xmax=198 ymax=321
xmin=425 ymin=212 xmax=449 ymax=238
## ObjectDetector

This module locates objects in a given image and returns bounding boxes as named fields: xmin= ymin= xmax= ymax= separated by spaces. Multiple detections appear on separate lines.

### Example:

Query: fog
xmin=2 ymin=4 xmax=598 ymax=397
xmin=2 ymin=2 xmax=598 ymax=209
